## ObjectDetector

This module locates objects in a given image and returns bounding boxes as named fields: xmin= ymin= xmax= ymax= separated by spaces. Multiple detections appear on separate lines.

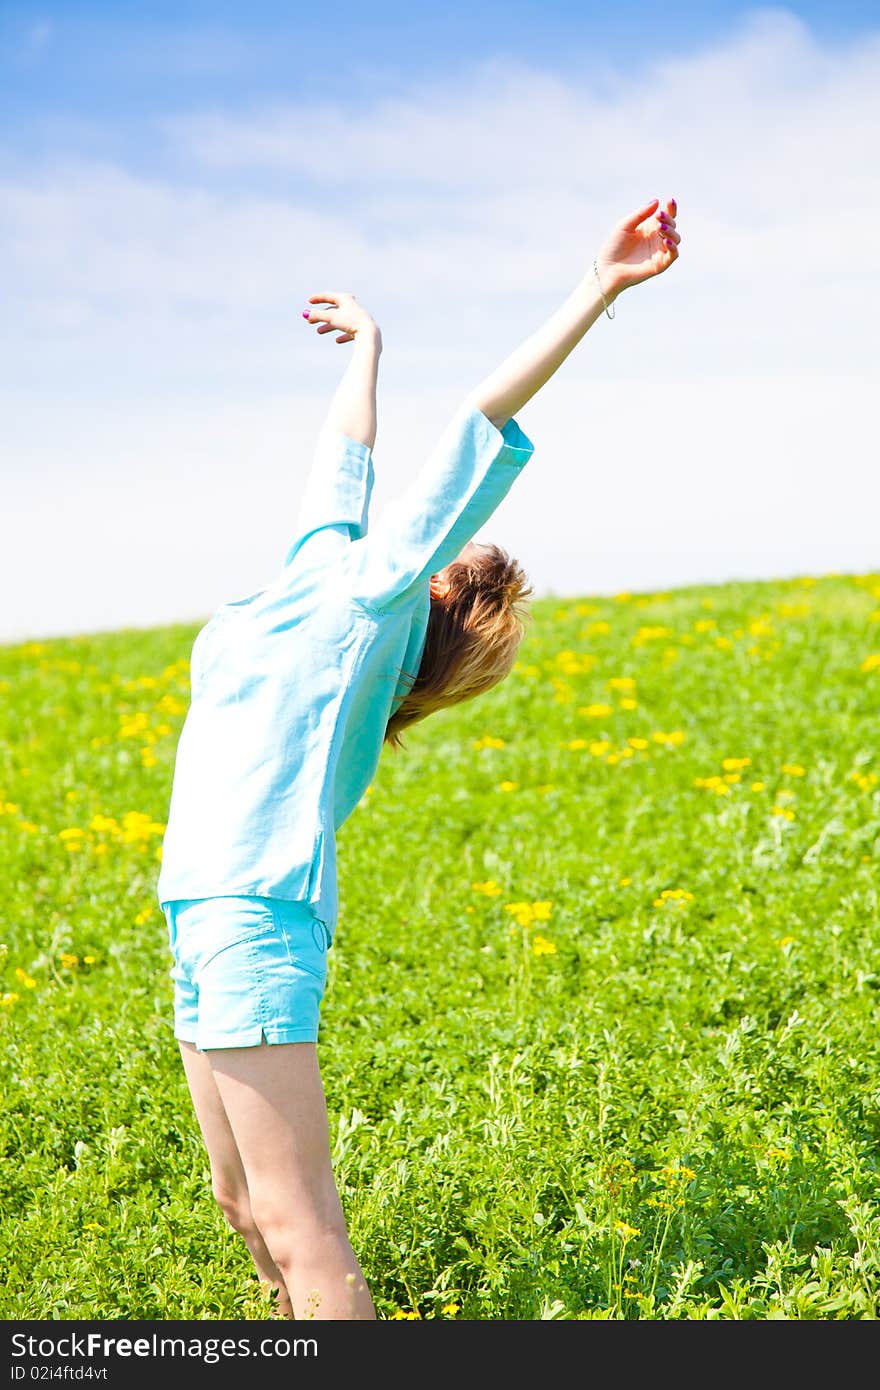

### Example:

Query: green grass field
xmin=1 ymin=570 xmax=879 ymax=1320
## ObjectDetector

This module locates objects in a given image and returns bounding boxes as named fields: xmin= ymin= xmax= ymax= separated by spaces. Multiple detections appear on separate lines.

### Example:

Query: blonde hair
xmin=384 ymin=543 xmax=533 ymax=751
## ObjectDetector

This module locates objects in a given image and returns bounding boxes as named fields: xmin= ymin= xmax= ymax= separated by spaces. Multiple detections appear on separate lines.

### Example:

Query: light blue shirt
xmin=156 ymin=401 xmax=534 ymax=938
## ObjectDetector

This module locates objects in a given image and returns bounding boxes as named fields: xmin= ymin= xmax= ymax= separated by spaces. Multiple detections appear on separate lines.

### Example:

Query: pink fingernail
xmin=302 ymin=310 xmax=310 ymax=319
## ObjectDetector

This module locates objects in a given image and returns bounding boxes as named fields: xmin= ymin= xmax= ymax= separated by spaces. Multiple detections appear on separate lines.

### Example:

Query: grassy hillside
xmin=1 ymin=570 xmax=878 ymax=1319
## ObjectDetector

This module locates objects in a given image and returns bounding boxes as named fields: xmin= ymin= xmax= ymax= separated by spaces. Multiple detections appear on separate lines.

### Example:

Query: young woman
xmin=157 ymin=197 xmax=681 ymax=1320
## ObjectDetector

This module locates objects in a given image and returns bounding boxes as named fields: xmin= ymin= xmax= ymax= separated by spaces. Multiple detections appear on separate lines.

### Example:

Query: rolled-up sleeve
xmin=345 ymin=403 xmax=534 ymax=613
xmin=283 ymin=429 xmax=375 ymax=568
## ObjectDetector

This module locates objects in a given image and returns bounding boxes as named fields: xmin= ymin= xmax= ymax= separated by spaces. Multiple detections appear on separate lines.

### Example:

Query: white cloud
xmin=1 ymin=6 xmax=878 ymax=643
xmin=3 ymin=367 xmax=874 ymax=645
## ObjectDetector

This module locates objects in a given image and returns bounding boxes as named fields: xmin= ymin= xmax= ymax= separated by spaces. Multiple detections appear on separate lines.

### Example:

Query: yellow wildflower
xmin=860 ymin=654 xmax=880 ymax=673
xmin=589 ymin=740 xmax=611 ymax=756
xmin=660 ymin=1162 xmax=696 ymax=1187
xmin=505 ymin=902 xmax=534 ymax=926
xmin=498 ymin=781 xmax=518 ymax=792
xmin=627 ymin=737 xmax=648 ymax=750
xmin=14 ymin=969 xmax=37 ymax=990
xmin=579 ymin=703 xmax=613 ymax=718
xmin=532 ymin=935 xmax=557 ymax=956
xmin=119 ymin=812 xmax=165 ymax=843
xmin=619 ymin=697 xmax=638 ymax=710
xmin=849 ymin=771 xmax=878 ymax=791
xmin=118 ymin=712 xmax=150 ymax=738
xmin=1 ymin=993 xmax=20 ymax=1009
xmin=653 ymin=889 xmax=694 ymax=907
xmin=781 ymin=764 xmax=805 ymax=776
xmin=556 ymin=651 xmax=597 ymax=675
xmin=472 ymin=881 xmax=503 ymax=896
xmin=156 ymin=693 xmax=187 ymax=715
xmin=694 ymin=775 xmax=730 ymax=795
xmin=722 ymin=757 xmax=751 ymax=771
xmin=602 ymin=1159 xmax=637 ymax=1193
xmin=613 ymin=1222 xmax=640 ymax=1240
xmin=59 ymin=953 xmax=79 ymax=969
xmin=607 ymin=676 xmax=636 ymax=692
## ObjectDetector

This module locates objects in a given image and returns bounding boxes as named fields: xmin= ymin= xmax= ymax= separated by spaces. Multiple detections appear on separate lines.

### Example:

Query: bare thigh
xmin=177 ymin=1039 xmax=372 ymax=1317
xmin=206 ymin=1041 xmax=374 ymax=1318
xmin=178 ymin=1040 xmax=296 ymax=1317
xmin=178 ymin=1039 xmax=250 ymax=1209
xmin=206 ymin=1041 xmax=342 ymax=1225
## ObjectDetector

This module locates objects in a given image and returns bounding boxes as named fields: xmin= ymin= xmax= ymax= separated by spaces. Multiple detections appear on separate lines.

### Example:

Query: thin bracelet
xmin=593 ymin=259 xmax=616 ymax=320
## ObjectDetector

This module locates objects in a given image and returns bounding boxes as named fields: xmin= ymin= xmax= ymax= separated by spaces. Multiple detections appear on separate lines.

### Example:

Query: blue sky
xmin=2 ymin=2 xmax=875 ymax=166
xmin=2 ymin=3 xmax=878 ymax=640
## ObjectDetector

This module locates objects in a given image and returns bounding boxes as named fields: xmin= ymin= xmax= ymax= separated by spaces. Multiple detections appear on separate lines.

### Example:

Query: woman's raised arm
xmin=303 ymin=292 xmax=383 ymax=450
xmin=464 ymin=197 xmax=681 ymax=430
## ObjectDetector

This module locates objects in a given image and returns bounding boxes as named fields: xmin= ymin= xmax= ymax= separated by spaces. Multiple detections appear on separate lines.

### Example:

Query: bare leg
xmin=207 ymin=1041 xmax=376 ymax=1320
xmin=178 ymin=1040 xmax=293 ymax=1318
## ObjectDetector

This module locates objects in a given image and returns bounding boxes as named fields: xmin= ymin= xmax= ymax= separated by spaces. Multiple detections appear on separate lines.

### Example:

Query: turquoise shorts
xmin=162 ymin=895 xmax=331 ymax=1050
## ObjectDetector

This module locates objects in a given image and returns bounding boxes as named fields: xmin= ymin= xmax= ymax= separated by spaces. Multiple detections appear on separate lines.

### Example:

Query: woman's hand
xmin=594 ymin=197 xmax=681 ymax=302
xmin=302 ymin=291 xmax=381 ymax=348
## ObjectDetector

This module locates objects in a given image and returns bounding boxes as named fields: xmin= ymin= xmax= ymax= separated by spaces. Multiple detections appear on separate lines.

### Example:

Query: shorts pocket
xmin=270 ymin=904 xmax=329 ymax=983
